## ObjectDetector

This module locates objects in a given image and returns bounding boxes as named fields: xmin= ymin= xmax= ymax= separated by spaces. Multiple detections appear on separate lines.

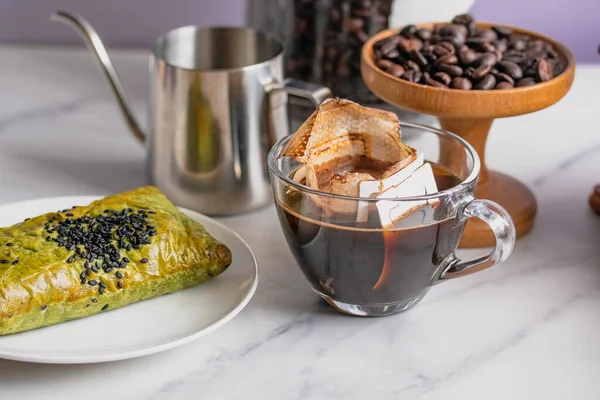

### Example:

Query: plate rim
xmin=0 ymin=195 xmax=259 ymax=364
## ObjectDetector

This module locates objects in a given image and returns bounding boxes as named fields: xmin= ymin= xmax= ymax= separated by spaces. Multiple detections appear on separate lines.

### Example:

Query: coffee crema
xmin=276 ymin=163 xmax=464 ymax=305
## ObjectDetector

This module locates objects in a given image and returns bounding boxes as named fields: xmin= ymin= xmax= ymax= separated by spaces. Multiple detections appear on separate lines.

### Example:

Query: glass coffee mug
xmin=268 ymin=122 xmax=516 ymax=316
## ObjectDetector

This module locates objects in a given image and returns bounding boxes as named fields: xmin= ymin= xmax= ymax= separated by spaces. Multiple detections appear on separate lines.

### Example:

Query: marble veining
xmin=0 ymin=46 xmax=599 ymax=400
xmin=0 ymin=96 xmax=105 ymax=136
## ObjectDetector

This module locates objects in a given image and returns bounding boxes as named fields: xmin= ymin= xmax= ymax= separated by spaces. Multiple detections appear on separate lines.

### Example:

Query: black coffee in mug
xmin=276 ymin=163 xmax=464 ymax=305
xmin=268 ymin=121 xmax=516 ymax=317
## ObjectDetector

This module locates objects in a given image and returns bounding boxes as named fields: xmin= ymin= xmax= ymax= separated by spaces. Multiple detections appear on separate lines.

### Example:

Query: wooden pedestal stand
xmin=362 ymin=23 xmax=576 ymax=247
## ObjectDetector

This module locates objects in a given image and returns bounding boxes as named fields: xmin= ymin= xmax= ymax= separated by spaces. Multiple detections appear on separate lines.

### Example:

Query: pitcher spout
xmin=50 ymin=10 xmax=147 ymax=144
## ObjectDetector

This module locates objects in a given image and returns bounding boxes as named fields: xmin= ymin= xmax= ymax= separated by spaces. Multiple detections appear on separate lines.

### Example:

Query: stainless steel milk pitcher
xmin=51 ymin=11 xmax=331 ymax=215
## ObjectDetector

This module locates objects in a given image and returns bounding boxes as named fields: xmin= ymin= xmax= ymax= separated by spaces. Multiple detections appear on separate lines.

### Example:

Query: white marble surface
xmin=0 ymin=45 xmax=599 ymax=400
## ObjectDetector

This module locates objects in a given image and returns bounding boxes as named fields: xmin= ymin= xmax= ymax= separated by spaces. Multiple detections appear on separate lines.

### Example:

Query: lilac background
xmin=0 ymin=0 xmax=598 ymax=62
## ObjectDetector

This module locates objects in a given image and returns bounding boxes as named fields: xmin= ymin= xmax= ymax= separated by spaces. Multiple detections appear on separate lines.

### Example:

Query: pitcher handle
xmin=279 ymin=79 xmax=332 ymax=108
xmin=432 ymin=198 xmax=516 ymax=284
xmin=50 ymin=10 xmax=146 ymax=144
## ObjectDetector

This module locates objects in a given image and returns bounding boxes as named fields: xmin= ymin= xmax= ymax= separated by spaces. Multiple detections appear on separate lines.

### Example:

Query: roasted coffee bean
xmin=480 ymin=42 xmax=496 ymax=53
xmin=474 ymin=74 xmax=496 ymax=90
xmin=522 ymin=61 xmax=539 ymax=78
xmin=494 ymin=50 xmax=503 ymax=63
xmin=537 ymin=58 xmax=554 ymax=81
xmin=434 ymin=72 xmax=452 ymax=86
xmin=399 ymin=37 xmax=423 ymax=53
xmin=438 ymin=24 xmax=468 ymax=39
xmin=495 ymin=81 xmax=514 ymax=90
xmin=416 ymin=28 xmax=432 ymax=41
xmin=376 ymin=59 xmax=394 ymax=71
xmin=433 ymin=44 xmax=452 ymax=57
xmin=401 ymin=70 xmax=421 ymax=83
xmin=475 ymin=29 xmax=498 ymax=42
xmin=429 ymin=34 xmax=442 ymax=44
xmin=424 ymin=52 xmax=438 ymax=64
xmin=451 ymin=77 xmax=472 ymax=90
xmin=409 ymin=50 xmax=428 ymax=68
xmin=406 ymin=60 xmax=421 ymax=71
xmin=464 ymin=67 xmax=477 ymax=79
xmin=437 ymin=64 xmax=463 ymax=77
xmin=509 ymin=39 xmax=527 ymax=51
xmin=503 ymin=49 xmax=526 ymax=63
xmin=378 ymin=36 xmax=399 ymax=53
xmin=458 ymin=49 xmax=477 ymax=65
xmin=466 ymin=37 xmax=489 ymax=47
xmin=498 ymin=61 xmax=523 ymax=80
xmin=400 ymin=24 xmax=417 ymax=38
xmin=435 ymin=54 xmax=458 ymax=66
xmin=495 ymin=72 xmax=515 ymax=85
xmin=438 ymin=64 xmax=464 ymax=77
xmin=474 ymin=53 xmax=497 ymax=67
xmin=553 ymin=60 xmax=567 ymax=76
xmin=472 ymin=64 xmax=492 ymax=79
xmin=438 ymin=41 xmax=456 ymax=54
xmin=444 ymin=35 xmax=466 ymax=47
xmin=516 ymin=77 xmax=537 ymax=87
xmin=422 ymin=72 xmax=448 ymax=88
xmin=492 ymin=26 xmax=513 ymax=38
xmin=452 ymin=14 xmax=474 ymax=26
xmin=495 ymin=39 xmax=508 ymax=52
xmin=387 ymin=63 xmax=406 ymax=78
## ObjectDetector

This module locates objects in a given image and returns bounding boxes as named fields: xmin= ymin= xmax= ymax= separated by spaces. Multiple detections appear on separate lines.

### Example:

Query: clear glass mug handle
xmin=433 ymin=198 xmax=516 ymax=284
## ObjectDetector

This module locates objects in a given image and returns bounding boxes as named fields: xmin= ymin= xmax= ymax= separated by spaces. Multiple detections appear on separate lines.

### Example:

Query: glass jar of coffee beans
xmin=286 ymin=0 xmax=394 ymax=103
xmin=246 ymin=0 xmax=435 ymax=128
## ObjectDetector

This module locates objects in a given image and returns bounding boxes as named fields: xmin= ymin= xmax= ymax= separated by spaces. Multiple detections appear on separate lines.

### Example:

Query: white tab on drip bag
xmin=375 ymin=162 xmax=439 ymax=228
xmin=356 ymin=153 xmax=428 ymax=222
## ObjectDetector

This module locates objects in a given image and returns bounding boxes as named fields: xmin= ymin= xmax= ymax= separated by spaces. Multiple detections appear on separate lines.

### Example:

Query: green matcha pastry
xmin=0 ymin=186 xmax=232 ymax=335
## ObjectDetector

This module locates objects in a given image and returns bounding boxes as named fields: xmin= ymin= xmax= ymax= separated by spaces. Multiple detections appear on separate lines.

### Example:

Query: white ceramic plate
xmin=0 ymin=196 xmax=258 ymax=364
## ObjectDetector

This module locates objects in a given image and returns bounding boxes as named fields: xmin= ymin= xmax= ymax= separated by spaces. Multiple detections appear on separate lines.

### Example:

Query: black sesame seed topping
xmin=99 ymin=286 xmax=105 ymax=295
xmin=92 ymin=298 xmax=98 ymax=303
xmin=0 ymin=260 xmax=8 ymax=264
xmin=81 ymin=277 xmax=86 ymax=284
xmin=24 ymin=218 xmax=30 ymax=221
xmin=79 ymin=271 xmax=86 ymax=280
xmin=43 ymin=206 xmax=156 ymax=287
xmin=40 ymin=305 xmax=47 ymax=311
xmin=115 ymin=271 xmax=123 ymax=279
xmin=102 ymin=304 xmax=109 ymax=311
xmin=99 ymin=282 xmax=107 ymax=289
xmin=6 ymin=243 xmax=13 ymax=247
xmin=88 ymin=280 xmax=98 ymax=286
xmin=117 ymin=281 xmax=123 ymax=289
xmin=140 ymin=258 xmax=148 ymax=264
xmin=12 ymin=259 xmax=18 ymax=265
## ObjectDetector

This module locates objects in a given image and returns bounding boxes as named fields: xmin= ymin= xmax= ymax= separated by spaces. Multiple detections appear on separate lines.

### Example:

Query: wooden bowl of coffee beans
xmin=361 ymin=14 xmax=575 ymax=248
